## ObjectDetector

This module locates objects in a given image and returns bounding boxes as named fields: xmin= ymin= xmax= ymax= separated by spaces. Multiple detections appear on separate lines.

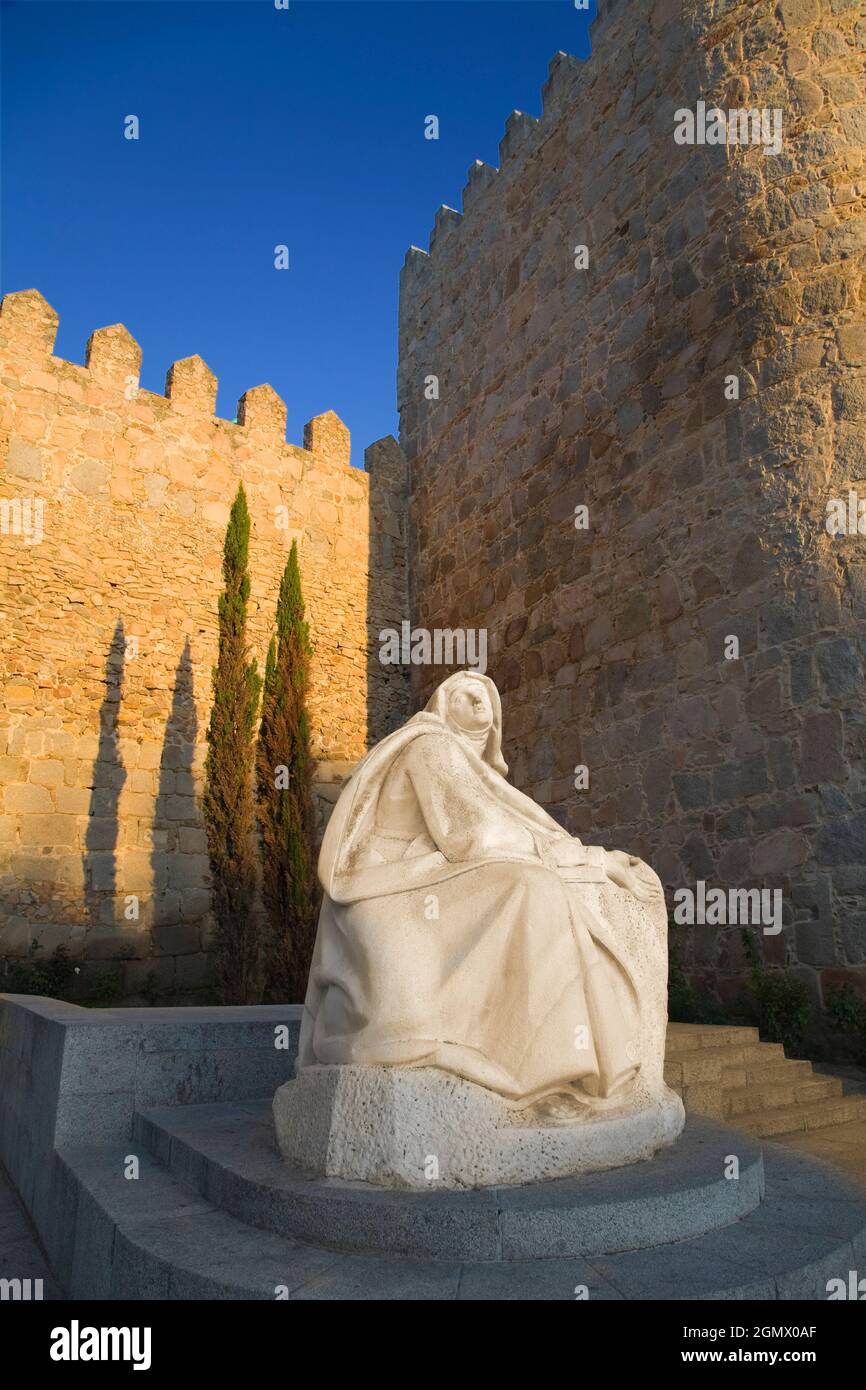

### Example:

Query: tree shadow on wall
xmin=150 ymin=640 xmax=198 ymax=946
xmin=365 ymin=437 xmax=412 ymax=745
xmin=83 ymin=617 xmax=127 ymax=929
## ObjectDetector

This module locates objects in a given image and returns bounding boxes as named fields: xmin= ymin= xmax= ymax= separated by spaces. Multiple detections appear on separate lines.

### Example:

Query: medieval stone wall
xmin=399 ymin=0 xmax=866 ymax=1017
xmin=0 ymin=289 xmax=408 ymax=999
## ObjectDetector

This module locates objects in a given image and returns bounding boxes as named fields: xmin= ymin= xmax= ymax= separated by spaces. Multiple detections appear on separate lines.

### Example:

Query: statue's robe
xmin=299 ymin=714 xmax=642 ymax=1104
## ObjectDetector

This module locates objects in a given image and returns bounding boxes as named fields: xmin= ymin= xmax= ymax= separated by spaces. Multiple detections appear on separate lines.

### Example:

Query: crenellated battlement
xmin=164 ymin=355 xmax=217 ymax=415
xmin=0 ymin=289 xmax=356 ymax=466
xmin=405 ymin=53 xmax=586 ymax=273
xmin=498 ymin=110 xmax=540 ymax=167
xmin=406 ymin=23 xmax=615 ymax=276
xmin=403 ymin=0 xmax=697 ymax=295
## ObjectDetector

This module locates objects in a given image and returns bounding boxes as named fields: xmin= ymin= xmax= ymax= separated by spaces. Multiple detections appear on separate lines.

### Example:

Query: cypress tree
xmin=256 ymin=538 xmax=319 ymax=1002
xmin=203 ymin=484 xmax=262 ymax=1004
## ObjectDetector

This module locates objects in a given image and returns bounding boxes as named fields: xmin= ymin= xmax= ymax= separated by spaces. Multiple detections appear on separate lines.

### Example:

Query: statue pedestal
xmin=273 ymin=1064 xmax=684 ymax=1189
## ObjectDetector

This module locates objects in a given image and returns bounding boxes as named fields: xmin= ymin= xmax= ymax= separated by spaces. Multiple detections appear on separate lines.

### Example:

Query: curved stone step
xmin=589 ymin=1142 xmax=866 ymax=1302
xmin=56 ymin=1132 xmax=866 ymax=1301
xmin=133 ymin=1101 xmax=765 ymax=1260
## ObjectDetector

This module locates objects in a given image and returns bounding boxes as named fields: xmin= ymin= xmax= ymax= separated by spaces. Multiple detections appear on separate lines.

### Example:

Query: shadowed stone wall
xmin=0 ymin=290 xmax=408 ymax=998
xmin=399 ymin=0 xmax=866 ymax=1016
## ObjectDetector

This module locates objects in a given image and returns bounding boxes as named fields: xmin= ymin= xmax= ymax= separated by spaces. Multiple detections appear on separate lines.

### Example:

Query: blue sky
xmin=1 ymin=0 xmax=594 ymax=461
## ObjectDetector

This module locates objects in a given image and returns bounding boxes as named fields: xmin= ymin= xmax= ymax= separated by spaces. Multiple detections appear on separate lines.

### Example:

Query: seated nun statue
xmin=276 ymin=670 xmax=684 ymax=1187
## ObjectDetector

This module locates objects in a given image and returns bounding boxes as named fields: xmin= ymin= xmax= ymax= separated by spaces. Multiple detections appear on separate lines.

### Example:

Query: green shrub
xmin=825 ymin=984 xmax=866 ymax=1064
xmin=83 ymin=967 xmax=125 ymax=1007
xmin=0 ymin=941 xmax=77 ymax=998
xmin=740 ymin=929 xmax=812 ymax=1056
xmin=667 ymin=931 xmax=728 ymax=1024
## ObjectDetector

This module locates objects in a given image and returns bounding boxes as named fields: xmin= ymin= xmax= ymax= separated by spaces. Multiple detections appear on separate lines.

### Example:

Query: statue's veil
xmin=318 ymin=669 xmax=544 ymax=901
xmin=422 ymin=671 xmax=508 ymax=776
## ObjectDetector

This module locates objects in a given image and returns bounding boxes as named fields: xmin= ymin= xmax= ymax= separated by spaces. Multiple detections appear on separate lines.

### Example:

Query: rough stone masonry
xmin=399 ymin=0 xmax=866 ymax=1016
xmin=0 ymin=290 xmax=408 ymax=998
xmin=1 ymin=0 xmax=864 ymax=1014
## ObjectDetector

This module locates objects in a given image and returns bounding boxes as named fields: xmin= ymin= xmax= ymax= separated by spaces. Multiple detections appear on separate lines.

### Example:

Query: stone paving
xmin=774 ymin=1065 xmax=866 ymax=1191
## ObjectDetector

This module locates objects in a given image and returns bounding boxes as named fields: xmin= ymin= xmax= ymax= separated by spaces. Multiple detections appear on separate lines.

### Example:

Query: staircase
xmin=666 ymin=1023 xmax=866 ymax=1137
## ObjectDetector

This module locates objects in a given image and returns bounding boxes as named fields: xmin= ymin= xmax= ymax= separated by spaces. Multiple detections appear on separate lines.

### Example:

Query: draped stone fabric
xmin=299 ymin=672 xmax=642 ymax=1105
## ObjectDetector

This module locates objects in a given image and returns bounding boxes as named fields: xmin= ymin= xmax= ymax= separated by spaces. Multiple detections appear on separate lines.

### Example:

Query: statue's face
xmin=447 ymin=680 xmax=494 ymax=733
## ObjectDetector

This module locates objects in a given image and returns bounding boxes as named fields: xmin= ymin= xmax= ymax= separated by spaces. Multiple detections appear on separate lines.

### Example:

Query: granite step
xmin=54 ymin=1121 xmax=866 ymax=1300
xmin=133 ymin=1101 xmax=765 ymax=1260
xmin=57 ymin=1142 xmax=336 ymax=1301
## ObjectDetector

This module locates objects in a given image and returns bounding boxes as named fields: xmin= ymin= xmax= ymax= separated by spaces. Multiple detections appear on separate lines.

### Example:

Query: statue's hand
xmin=550 ymin=838 xmax=587 ymax=869
xmin=604 ymin=850 xmax=664 ymax=904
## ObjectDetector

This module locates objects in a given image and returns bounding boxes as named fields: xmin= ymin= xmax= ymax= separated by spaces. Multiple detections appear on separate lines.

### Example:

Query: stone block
xmin=135 ymin=1045 xmax=293 ymax=1109
xmin=18 ymin=813 xmax=77 ymax=847
xmin=68 ymin=459 xmax=108 ymax=496
xmin=152 ymin=922 xmax=201 ymax=957
xmin=752 ymin=830 xmax=809 ymax=876
xmin=3 ymin=783 xmax=51 ymax=813
xmin=55 ymin=786 xmax=91 ymax=815
xmin=58 ymin=1021 xmax=141 ymax=1096
xmin=5 ymin=435 xmax=42 ymax=480
xmin=28 ymin=759 xmax=64 ymax=787
xmin=816 ymin=813 xmax=866 ymax=865
xmin=177 ymin=827 xmax=207 ymax=855
xmin=84 ymin=927 xmax=149 ymax=962
xmin=166 ymin=855 xmax=208 ymax=892
xmin=274 ymin=1065 xmax=684 ymax=1190
xmin=173 ymin=953 xmax=210 ymax=989
xmin=53 ymin=1085 xmax=136 ymax=1148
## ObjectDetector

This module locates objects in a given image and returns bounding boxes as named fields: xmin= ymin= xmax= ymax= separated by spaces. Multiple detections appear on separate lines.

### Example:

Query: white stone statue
xmin=274 ymin=671 xmax=684 ymax=1188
